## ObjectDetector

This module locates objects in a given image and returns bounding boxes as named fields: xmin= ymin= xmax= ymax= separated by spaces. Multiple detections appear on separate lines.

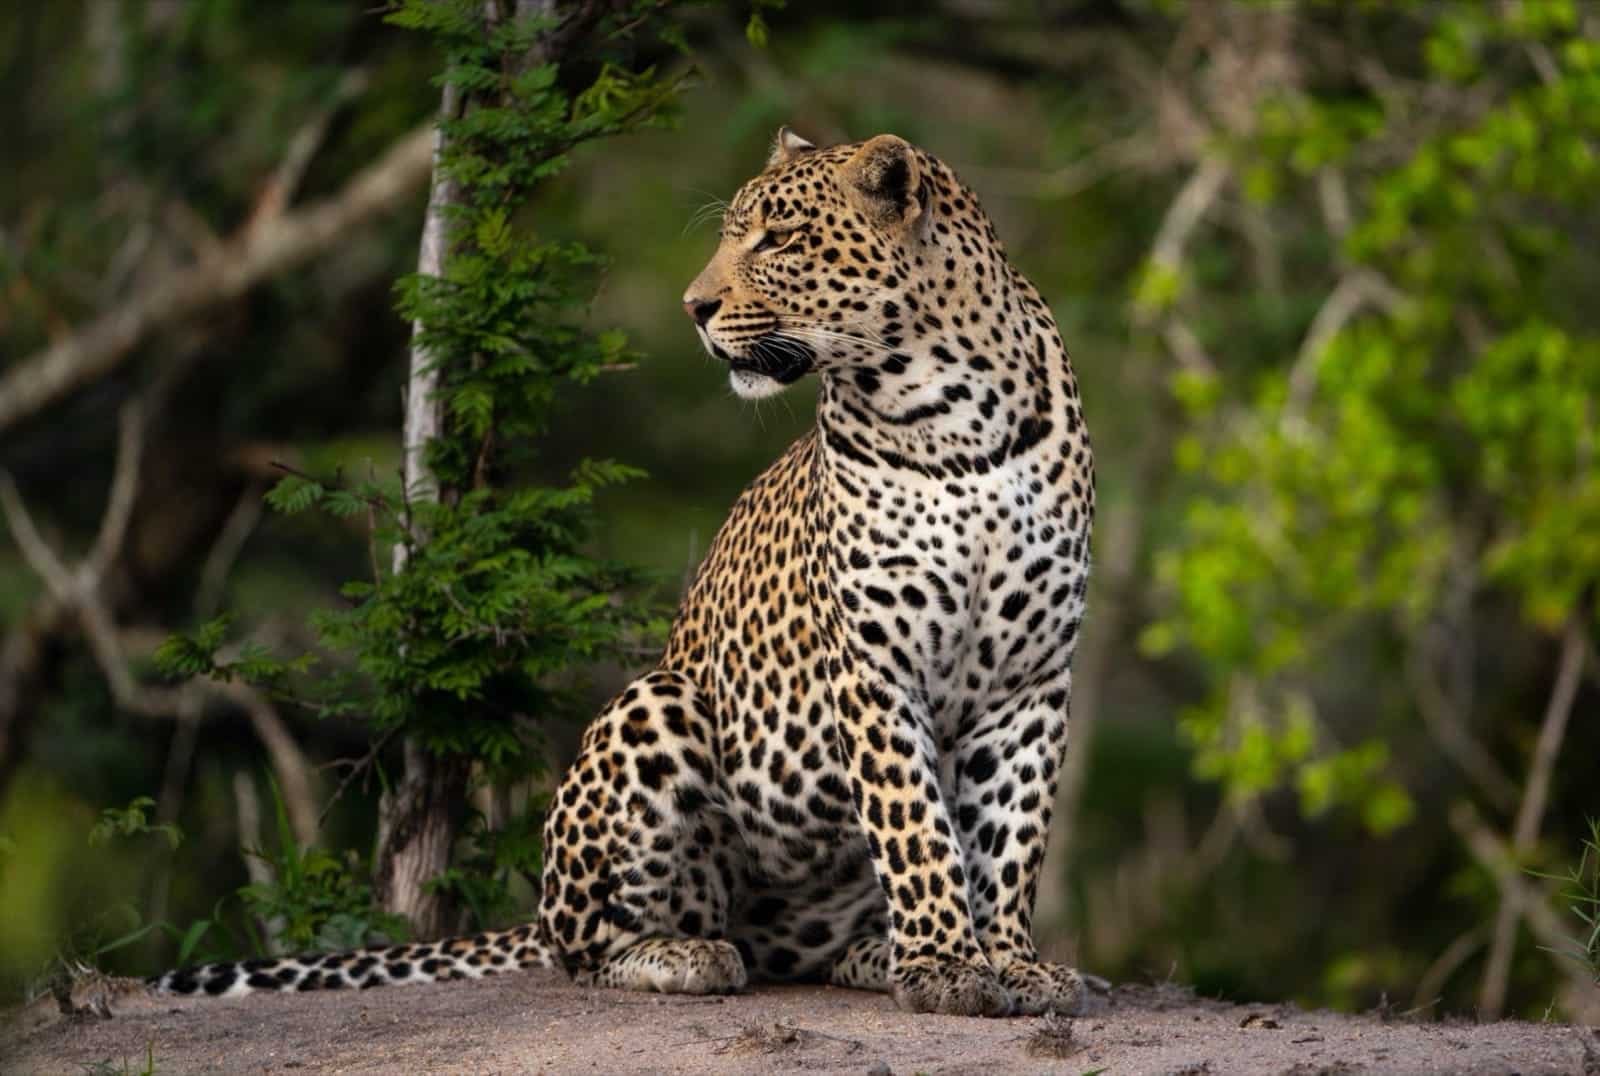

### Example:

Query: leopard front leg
xmin=830 ymin=667 xmax=1012 ymax=1017
xmin=951 ymin=679 xmax=1085 ymax=1015
xmin=539 ymin=670 xmax=747 ymax=996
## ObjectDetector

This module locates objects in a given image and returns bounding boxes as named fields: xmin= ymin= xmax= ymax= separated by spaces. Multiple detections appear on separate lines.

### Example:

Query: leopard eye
xmin=753 ymin=228 xmax=798 ymax=253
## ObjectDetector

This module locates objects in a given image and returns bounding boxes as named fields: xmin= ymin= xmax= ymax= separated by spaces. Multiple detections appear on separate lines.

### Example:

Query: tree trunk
xmin=373 ymin=740 xmax=472 ymax=937
xmin=372 ymin=77 xmax=470 ymax=940
xmin=370 ymin=0 xmax=566 ymax=942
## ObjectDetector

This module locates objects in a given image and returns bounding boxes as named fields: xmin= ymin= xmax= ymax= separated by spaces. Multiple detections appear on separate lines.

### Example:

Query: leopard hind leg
xmin=539 ymin=669 xmax=747 ymax=996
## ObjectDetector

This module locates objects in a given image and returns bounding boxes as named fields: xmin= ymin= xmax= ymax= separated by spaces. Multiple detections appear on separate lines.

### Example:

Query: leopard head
xmin=683 ymin=127 xmax=942 ymax=400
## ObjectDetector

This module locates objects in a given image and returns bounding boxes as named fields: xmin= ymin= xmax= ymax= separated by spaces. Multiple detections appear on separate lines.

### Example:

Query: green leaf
xmin=746 ymin=11 xmax=770 ymax=49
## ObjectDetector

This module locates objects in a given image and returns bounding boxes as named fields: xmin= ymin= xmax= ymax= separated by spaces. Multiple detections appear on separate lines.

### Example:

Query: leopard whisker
xmin=777 ymin=326 xmax=894 ymax=356
xmin=780 ymin=322 xmax=897 ymax=352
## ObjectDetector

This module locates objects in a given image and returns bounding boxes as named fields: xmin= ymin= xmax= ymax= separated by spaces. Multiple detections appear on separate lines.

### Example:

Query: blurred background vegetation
xmin=2 ymin=0 xmax=1598 ymax=1023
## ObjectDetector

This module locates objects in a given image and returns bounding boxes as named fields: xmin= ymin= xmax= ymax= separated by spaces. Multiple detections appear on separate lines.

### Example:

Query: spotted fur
xmin=151 ymin=129 xmax=1094 ymax=1018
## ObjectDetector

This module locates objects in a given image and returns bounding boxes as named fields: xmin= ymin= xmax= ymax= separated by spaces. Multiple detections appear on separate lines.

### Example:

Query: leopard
xmin=149 ymin=128 xmax=1095 ymax=1018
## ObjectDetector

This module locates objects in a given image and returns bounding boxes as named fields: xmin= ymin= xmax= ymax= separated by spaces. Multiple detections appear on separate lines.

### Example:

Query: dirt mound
xmin=5 ymin=968 xmax=1594 ymax=1075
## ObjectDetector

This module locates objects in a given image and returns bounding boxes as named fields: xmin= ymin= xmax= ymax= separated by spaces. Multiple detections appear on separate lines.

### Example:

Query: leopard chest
xmin=823 ymin=444 xmax=1092 ymax=741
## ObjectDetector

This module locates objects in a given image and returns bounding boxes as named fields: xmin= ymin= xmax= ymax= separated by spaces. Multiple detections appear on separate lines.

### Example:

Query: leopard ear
xmin=767 ymin=126 xmax=816 ymax=169
xmin=842 ymin=134 xmax=922 ymax=229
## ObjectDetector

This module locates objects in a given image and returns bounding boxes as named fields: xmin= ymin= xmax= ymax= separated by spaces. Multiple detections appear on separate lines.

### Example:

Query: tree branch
xmin=318 ymin=728 xmax=399 ymax=828
xmin=245 ymin=69 xmax=370 ymax=231
xmin=88 ymin=399 xmax=145 ymax=580
xmin=0 ymin=404 xmax=318 ymax=844
xmin=1476 ymin=618 xmax=1590 ymax=1016
xmin=1511 ymin=618 xmax=1588 ymax=851
xmin=1132 ymin=154 xmax=1232 ymax=384
xmin=968 ymin=134 xmax=1163 ymax=200
xmin=194 ymin=486 xmax=264 ymax=618
xmin=1452 ymin=800 xmax=1595 ymax=1008
xmin=1147 ymin=155 xmax=1230 ymax=285
xmin=0 ymin=125 xmax=434 ymax=435
xmin=1284 ymin=269 xmax=1406 ymax=421
xmin=1403 ymin=628 xmax=1518 ymax=812
xmin=1412 ymin=924 xmax=1487 ymax=1011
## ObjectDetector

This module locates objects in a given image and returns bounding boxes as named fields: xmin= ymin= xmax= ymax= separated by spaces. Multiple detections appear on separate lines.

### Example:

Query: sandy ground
xmin=5 ymin=968 xmax=1597 ymax=1076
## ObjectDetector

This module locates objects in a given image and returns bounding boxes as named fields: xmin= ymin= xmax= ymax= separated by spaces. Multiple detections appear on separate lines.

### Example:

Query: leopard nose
xmin=683 ymin=297 xmax=722 ymax=327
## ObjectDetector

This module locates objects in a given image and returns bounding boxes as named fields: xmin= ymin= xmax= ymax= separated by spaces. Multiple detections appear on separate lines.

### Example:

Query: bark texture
xmin=372 ymin=76 xmax=472 ymax=939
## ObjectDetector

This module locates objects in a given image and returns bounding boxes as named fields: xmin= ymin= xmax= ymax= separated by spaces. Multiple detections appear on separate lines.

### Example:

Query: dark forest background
xmin=3 ymin=0 xmax=1598 ymax=1023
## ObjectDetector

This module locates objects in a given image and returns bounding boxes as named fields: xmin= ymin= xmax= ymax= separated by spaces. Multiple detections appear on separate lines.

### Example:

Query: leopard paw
xmin=892 ymin=955 xmax=1012 ymax=1017
xmin=590 ymin=937 xmax=747 ymax=995
xmin=997 ymin=959 xmax=1085 ymax=1015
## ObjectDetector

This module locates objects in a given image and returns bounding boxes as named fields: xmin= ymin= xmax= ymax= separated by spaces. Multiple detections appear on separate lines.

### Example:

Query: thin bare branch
xmin=1147 ymin=156 xmax=1230 ymax=283
xmin=1413 ymin=925 xmax=1487 ymax=1011
xmin=195 ymin=486 xmax=265 ymax=618
xmin=215 ymin=678 xmax=319 ymax=846
xmin=970 ymin=134 xmax=1163 ymax=199
xmin=1452 ymin=800 xmax=1594 ymax=1008
xmin=0 ymin=403 xmax=183 ymax=714
xmin=1478 ymin=618 xmax=1590 ymax=1016
xmin=1513 ymin=619 xmax=1588 ymax=850
xmin=1318 ymin=168 xmax=1353 ymax=242
xmin=1134 ymin=156 xmax=1231 ymax=385
xmin=116 ymin=621 xmax=319 ymax=848
xmin=1 ymin=404 xmax=317 ymax=844
xmin=318 ymin=728 xmax=398 ymax=828
xmin=1284 ymin=269 xmax=1406 ymax=421
xmin=1403 ymin=635 xmax=1518 ymax=811
xmin=0 ymin=473 xmax=78 ymax=599
xmin=87 ymin=399 xmax=145 ymax=580
xmin=1162 ymin=319 xmax=1217 ymax=377
xmin=1524 ymin=41 xmax=1560 ymax=86
xmin=247 ymin=69 xmax=371 ymax=230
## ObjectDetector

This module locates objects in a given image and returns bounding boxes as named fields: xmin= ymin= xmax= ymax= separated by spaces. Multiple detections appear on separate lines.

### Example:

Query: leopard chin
xmin=729 ymin=368 xmax=788 ymax=399
xmin=725 ymin=335 xmax=815 ymax=398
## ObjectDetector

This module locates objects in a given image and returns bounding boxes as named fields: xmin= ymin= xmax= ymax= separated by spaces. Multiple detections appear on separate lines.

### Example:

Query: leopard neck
xmin=814 ymin=253 xmax=1080 ymax=482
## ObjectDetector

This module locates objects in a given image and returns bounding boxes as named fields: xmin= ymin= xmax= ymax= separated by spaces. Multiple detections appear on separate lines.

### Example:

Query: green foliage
xmin=267 ymin=0 xmax=678 ymax=739
xmin=1146 ymin=6 xmax=1599 ymax=836
xmin=237 ymin=782 xmax=409 ymax=953
xmin=88 ymin=798 xmax=182 ymax=852
xmin=1533 ymin=817 xmax=1600 ymax=983
xmin=150 ymin=0 xmax=687 ymax=932
xmin=745 ymin=0 xmax=786 ymax=49
xmin=426 ymin=794 xmax=547 ymax=927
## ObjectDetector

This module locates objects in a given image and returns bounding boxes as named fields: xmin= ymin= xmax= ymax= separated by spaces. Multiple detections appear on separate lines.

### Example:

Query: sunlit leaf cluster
xmin=1146 ymin=6 xmax=1600 ymax=834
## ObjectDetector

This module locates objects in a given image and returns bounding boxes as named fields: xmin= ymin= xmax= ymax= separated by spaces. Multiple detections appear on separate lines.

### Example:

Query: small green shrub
xmin=1534 ymin=817 xmax=1600 ymax=983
